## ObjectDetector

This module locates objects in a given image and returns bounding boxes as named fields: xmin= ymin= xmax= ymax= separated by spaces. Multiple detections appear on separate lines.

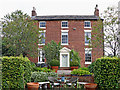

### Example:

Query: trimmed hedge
xmin=2 ymin=56 xmax=33 ymax=88
xmin=88 ymin=57 xmax=120 ymax=89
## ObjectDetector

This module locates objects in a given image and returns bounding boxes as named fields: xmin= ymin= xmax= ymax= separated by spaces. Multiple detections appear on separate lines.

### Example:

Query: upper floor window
xmin=61 ymin=21 xmax=68 ymax=28
xmin=84 ymin=30 xmax=91 ymax=45
xmin=61 ymin=30 xmax=69 ymax=45
xmin=84 ymin=21 xmax=91 ymax=28
xmin=85 ymin=48 xmax=92 ymax=64
xmin=39 ymin=21 xmax=46 ymax=28
xmin=39 ymin=30 xmax=46 ymax=45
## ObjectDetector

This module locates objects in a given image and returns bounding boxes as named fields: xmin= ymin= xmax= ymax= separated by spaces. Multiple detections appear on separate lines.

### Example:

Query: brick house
xmin=30 ymin=5 xmax=104 ymax=67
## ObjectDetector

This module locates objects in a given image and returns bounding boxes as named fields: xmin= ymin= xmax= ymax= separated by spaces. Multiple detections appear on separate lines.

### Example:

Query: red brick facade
xmin=30 ymin=6 xmax=104 ymax=67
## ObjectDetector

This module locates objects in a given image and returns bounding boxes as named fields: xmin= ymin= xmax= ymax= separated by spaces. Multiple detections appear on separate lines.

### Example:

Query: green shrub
xmin=71 ymin=69 xmax=93 ymax=76
xmin=2 ymin=56 xmax=33 ymax=88
xmin=47 ymin=72 xmax=58 ymax=77
xmin=50 ymin=59 xmax=60 ymax=66
xmin=70 ymin=60 xmax=79 ymax=66
xmin=31 ymin=72 xmax=48 ymax=82
xmin=33 ymin=67 xmax=53 ymax=72
xmin=88 ymin=57 xmax=120 ymax=89
xmin=79 ymin=67 xmax=89 ymax=71
xmin=88 ymin=61 xmax=95 ymax=73
xmin=70 ymin=49 xmax=81 ymax=67
xmin=31 ymin=72 xmax=57 ymax=82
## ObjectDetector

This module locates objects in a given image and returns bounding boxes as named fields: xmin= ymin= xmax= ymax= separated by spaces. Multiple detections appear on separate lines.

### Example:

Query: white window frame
xmin=84 ymin=30 xmax=92 ymax=46
xmin=61 ymin=21 xmax=68 ymax=28
xmin=61 ymin=30 xmax=69 ymax=45
xmin=38 ymin=48 xmax=45 ymax=64
xmin=85 ymin=48 xmax=92 ymax=64
xmin=84 ymin=21 xmax=91 ymax=28
xmin=38 ymin=30 xmax=46 ymax=46
xmin=39 ymin=21 xmax=46 ymax=28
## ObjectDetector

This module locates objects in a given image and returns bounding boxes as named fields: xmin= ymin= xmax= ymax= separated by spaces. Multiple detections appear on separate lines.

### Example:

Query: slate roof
xmin=33 ymin=15 xmax=101 ymax=21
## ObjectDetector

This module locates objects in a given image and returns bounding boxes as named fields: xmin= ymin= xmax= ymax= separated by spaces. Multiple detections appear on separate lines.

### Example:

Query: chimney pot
xmin=94 ymin=4 xmax=99 ymax=17
xmin=32 ymin=7 xmax=37 ymax=16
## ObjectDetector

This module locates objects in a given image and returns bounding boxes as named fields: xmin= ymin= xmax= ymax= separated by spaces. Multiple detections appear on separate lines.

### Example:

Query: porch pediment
xmin=59 ymin=47 xmax=71 ymax=53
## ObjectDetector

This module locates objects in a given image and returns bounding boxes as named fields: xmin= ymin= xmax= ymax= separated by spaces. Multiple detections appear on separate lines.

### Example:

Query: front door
xmin=62 ymin=54 xmax=68 ymax=67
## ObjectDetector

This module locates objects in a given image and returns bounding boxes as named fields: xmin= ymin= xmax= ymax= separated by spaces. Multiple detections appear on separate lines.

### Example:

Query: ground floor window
xmin=85 ymin=48 xmax=92 ymax=64
xmin=38 ymin=49 xmax=45 ymax=63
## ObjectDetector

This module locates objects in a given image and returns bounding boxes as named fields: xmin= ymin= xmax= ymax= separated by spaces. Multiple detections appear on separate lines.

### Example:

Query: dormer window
xmin=39 ymin=21 xmax=46 ymax=28
xmin=84 ymin=21 xmax=91 ymax=28
xmin=61 ymin=21 xmax=68 ymax=28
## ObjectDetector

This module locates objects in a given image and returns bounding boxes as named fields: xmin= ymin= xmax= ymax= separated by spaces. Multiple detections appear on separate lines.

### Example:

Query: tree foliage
xmin=70 ymin=49 xmax=81 ymax=67
xmin=92 ymin=7 xmax=119 ymax=56
xmin=2 ymin=10 xmax=41 ymax=57
xmin=43 ymin=40 xmax=62 ymax=65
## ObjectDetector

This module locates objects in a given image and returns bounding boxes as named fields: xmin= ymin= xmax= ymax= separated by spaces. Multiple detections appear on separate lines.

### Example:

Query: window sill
xmin=84 ymin=27 xmax=91 ymax=29
xmin=61 ymin=43 xmax=69 ymax=45
xmin=85 ymin=43 xmax=91 ymax=46
xmin=85 ymin=62 xmax=92 ymax=64
xmin=61 ymin=27 xmax=68 ymax=29
xmin=39 ymin=27 xmax=46 ymax=29
xmin=38 ymin=44 xmax=45 ymax=46
xmin=38 ymin=62 xmax=45 ymax=64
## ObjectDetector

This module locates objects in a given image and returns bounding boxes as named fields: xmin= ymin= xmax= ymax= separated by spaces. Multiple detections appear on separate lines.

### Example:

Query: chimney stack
xmin=94 ymin=4 xmax=99 ymax=17
xmin=32 ymin=7 xmax=37 ymax=16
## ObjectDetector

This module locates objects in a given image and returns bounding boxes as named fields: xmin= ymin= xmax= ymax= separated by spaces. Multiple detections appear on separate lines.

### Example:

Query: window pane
xmin=85 ymin=32 xmax=91 ymax=44
xmin=39 ymin=32 xmax=45 ymax=44
xmin=38 ymin=49 xmax=45 ymax=62
xmin=62 ymin=32 xmax=68 ymax=44
xmin=84 ymin=21 xmax=91 ymax=27
xmin=85 ymin=50 xmax=92 ymax=62
xmin=62 ymin=21 xmax=68 ymax=27
xmin=40 ymin=22 xmax=46 ymax=27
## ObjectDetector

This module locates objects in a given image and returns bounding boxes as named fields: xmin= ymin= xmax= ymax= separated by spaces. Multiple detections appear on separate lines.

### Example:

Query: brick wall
xmin=30 ymin=20 xmax=103 ymax=67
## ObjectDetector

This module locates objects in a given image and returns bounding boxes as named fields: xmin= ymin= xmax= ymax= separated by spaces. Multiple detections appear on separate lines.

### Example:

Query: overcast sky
xmin=0 ymin=0 xmax=120 ymax=19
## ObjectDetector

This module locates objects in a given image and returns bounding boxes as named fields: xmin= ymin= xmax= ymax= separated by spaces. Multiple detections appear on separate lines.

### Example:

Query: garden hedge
xmin=88 ymin=57 xmax=120 ymax=89
xmin=2 ymin=56 xmax=33 ymax=88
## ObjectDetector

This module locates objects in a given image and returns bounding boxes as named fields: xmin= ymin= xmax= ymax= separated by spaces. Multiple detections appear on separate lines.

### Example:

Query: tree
xmin=43 ymin=40 xmax=62 ymax=65
xmin=2 ymin=10 xmax=41 ymax=57
xmin=92 ymin=7 xmax=119 ymax=57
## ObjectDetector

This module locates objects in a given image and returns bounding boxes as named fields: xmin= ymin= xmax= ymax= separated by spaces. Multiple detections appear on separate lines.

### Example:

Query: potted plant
xmin=50 ymin=59 xmax=60 ymax=73
xmin=27 ymin=72 xmax=48 ymax=90
xmin=70 ymin=60 xmax=79 ymax=70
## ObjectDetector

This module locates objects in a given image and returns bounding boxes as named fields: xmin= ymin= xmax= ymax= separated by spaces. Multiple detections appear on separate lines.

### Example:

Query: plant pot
xmin=85 ymin=83 xmax=97 ymax=90
xmin=51 ymin=66 xmax=58 ymax=73
xmin=71 ymin=66 xmax=79 ymax=70
xmin=27 ymin=82 xmax=39 ymax=90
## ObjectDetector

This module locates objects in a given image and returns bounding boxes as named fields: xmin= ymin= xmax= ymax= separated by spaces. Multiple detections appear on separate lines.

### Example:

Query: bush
xmin=50 ymin=59 xmax=60 ymax=66
xmin=31 ymin=72 xmax=57 ymax=82
xmin=79 ymin=67 xmax=89 ymax=71
xmin=70 ymin=49 xmax=81 ymax=67
xmin=70 ymin=60 xmax=79 ymax=66
xmin=88 ymin=57 xmax=120 ymax=89
xmin=31 ymin=72 xmax=48 ymax=82
xmin=88 ymin=61 xmax=95 ymax=73
xmin=43 ymin=40 xmax=62 ymax=65
xmin=71 ymin=69 xmax=93 ymax=76
xmin=33 ymin=67 xmax=53 ymax=72
xmin=2 ymin=56 xmax=33 ymax=88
